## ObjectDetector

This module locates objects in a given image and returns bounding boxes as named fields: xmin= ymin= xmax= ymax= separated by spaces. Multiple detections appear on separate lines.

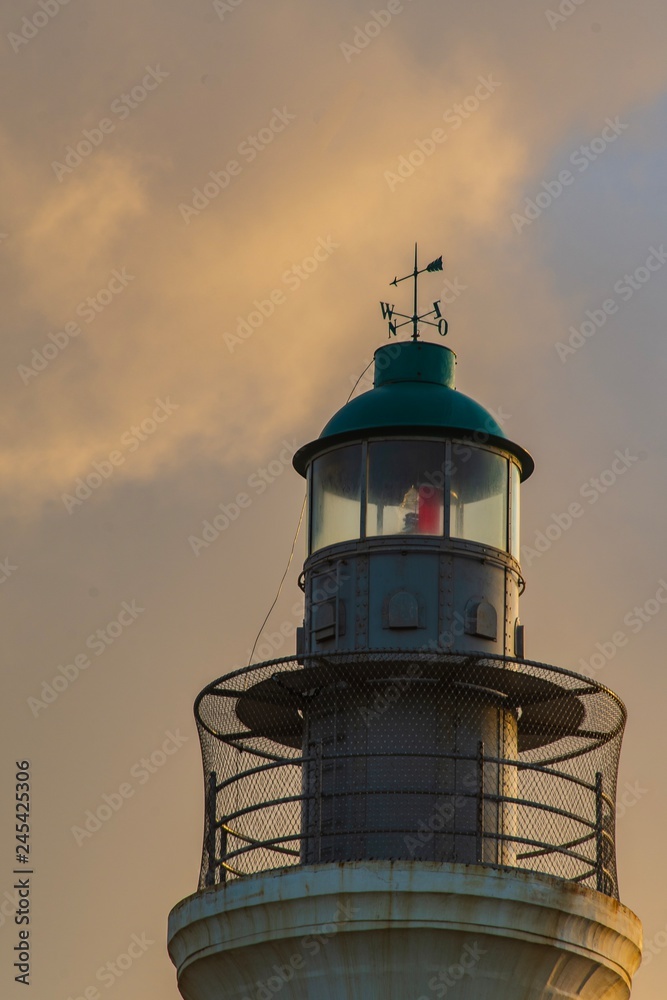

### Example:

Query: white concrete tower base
xmin=168 ymin=862 xmax=641 ymax=1000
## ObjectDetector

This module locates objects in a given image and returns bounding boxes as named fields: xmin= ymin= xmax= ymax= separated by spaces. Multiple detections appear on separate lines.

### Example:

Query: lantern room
xmin=308 ymin=437 xmax=520 ymax=555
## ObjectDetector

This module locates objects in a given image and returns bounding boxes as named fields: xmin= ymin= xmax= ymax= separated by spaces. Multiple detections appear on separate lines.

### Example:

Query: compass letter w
xmin=380 ymin=302 xmax=398 ymax=336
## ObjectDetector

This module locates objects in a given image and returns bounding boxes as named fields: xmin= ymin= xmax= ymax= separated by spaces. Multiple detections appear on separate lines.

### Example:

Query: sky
xmin=1 ymin=0 xmax=666 ymax=997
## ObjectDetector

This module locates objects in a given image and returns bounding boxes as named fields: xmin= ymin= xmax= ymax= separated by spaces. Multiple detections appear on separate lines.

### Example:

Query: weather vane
xmin=380 ymin=243 xmax=448 ymax=341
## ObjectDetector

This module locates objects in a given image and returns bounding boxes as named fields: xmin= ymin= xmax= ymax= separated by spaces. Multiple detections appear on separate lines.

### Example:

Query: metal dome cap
xmin=293 ymin=340 xmax=534 ymax=480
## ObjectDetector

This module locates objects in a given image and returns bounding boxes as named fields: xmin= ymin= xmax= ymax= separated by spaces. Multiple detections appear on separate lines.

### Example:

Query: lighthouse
xmin=168 ymin=248 xmax=642 ymax=999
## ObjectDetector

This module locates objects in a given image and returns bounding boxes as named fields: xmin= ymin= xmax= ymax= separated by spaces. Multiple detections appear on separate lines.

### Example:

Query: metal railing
xmin=202 ymin=748 xmax=617 ymax=896
xmin=195 ymin=651 xmax=625 ymax=898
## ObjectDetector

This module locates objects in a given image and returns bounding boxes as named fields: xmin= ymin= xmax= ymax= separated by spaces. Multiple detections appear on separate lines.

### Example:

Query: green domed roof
xmin=293 ymin=341 xmax=533 ymax=479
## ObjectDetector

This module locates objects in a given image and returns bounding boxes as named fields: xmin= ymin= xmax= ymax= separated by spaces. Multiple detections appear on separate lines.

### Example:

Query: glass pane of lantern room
xmin=311 ymin=445 xmax=362 ymax=552
xmin=367 ymin=441 xmax=445 ymax=537
xmin=510 ymin=461 xmax=520 ymax=558
xmin=450 ymin=448 xmax=508 ymax=550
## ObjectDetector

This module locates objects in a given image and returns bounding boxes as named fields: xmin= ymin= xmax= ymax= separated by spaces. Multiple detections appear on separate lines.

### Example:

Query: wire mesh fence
xmin=195 ymin=651 xmax=625 ymax=898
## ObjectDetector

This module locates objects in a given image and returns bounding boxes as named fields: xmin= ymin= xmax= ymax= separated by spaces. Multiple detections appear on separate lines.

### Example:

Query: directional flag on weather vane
xmin=380 ymin=244 xmax=448 ymax=342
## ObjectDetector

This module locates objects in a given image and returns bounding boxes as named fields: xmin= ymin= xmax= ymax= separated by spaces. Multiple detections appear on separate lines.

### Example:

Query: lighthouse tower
xmin=168 ymin=249 xmax=642 ymax=1000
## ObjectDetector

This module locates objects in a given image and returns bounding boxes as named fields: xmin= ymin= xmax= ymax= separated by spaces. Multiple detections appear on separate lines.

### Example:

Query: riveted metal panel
xmin=505 ymin=567 xmax=522 ymax=658
xmin=438 ymin=552 xmax=453 ymax=645
xmin=304 ymin=538 xmax=520 ymax=657
xmin=449 ymin=553 xmax=506 ymax=655
xmin=355 ymin=554 xmax=369 ymax=650
xmin=368 ymin=552 xmax=438 ymax=649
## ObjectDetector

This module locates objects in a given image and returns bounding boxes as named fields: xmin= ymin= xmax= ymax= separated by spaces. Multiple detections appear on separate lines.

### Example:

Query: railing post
xmin=595 ymin=771 xmax=604 ymax=893
xmin=477 ymin=741 xmax=485 ymax=864
xmin=205 ymin=770 xmax=218 ymax=887
xmin=315 ymin=742 xmax=323 ymax=863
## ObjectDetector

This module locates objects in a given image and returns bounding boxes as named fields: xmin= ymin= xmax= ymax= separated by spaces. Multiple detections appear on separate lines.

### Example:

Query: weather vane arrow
xmin=380 ymin=243 xmax=448 ymax=341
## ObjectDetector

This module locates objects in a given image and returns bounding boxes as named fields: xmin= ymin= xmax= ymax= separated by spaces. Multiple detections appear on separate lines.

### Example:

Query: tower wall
xmin=301 ymin=677 xmax=518 ymax=866
xmin=301 ymin=530 xmax=521 ymax=866
xmin=169 ymin=863 xmax=642 ymax=1000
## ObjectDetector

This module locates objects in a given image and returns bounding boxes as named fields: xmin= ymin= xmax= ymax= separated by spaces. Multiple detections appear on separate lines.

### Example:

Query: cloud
xmin=1 ymin=0 xmax=667 ymax=515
